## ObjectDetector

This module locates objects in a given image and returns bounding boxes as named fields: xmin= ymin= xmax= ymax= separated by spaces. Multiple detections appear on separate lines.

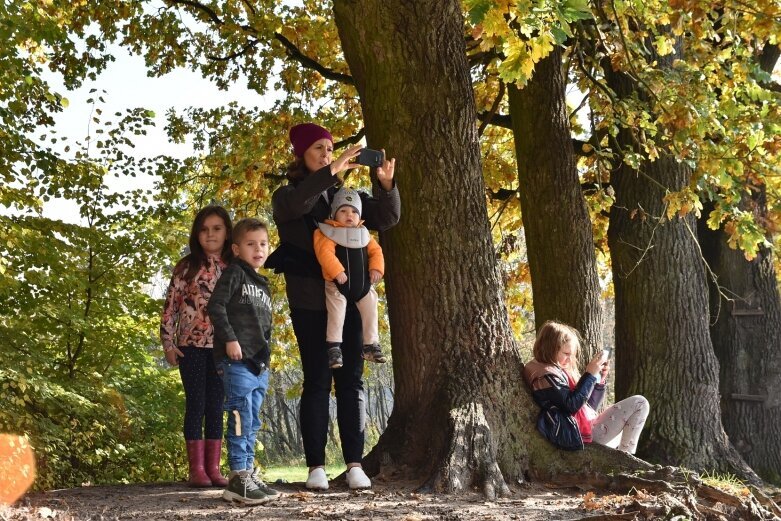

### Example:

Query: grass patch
xmin=700 ymin=471 xmax=751 ymax=497
xmin=262 ymin=465 xmax=344 ymax=484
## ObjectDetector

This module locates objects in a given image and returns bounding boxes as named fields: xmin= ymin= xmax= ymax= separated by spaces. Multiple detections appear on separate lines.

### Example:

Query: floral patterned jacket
xmin=160 ymin=255 xmax=226 ymax=352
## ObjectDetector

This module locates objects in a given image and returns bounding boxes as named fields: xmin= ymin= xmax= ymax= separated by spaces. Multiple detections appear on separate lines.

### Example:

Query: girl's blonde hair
xmin=533 ymin=320 xmax=581 ymax=373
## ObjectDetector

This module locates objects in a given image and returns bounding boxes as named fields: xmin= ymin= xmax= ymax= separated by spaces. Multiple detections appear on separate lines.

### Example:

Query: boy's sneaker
xmin=222 ymin=470 xmax=271 ymax=505
xmin=362 ymin=344 xmax=386 ymax=363
xmin=327 ymin=345 xmax=343 ymax=369
xmin=250 ymin=467 xmax=281 ymax=499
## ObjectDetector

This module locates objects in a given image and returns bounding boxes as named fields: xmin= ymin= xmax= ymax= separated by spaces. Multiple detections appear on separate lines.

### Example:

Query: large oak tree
xmin=602 ymin=32 xmax=757 ymax=478
xmin=696 ymin=44 xmax=781 ymax=483
xmin=508 ymin=48 xmax=604 ymax=365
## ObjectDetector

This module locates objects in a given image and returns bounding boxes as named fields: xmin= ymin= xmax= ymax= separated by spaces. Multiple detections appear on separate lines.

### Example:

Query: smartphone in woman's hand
xmin=357 ymin=148 xmax=384 ymax=168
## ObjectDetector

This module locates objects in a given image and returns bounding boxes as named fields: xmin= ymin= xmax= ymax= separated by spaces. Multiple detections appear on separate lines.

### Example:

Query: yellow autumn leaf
xmin=482 ymin=8 xmax=511 ymax=38
xmin=654 ymin=35 xmax=674 ymax=56
xmin=521 ymin=55 xmax=535 ymax=78
xmin=530 ymin=34 xmax=554 ymax=63
xmin=499 ymin=37 xmax=533 ymax=83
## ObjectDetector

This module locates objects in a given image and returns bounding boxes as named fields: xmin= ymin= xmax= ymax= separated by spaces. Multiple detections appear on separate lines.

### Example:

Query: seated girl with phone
xmin=522 ymin=321 xmax=650 ymax=453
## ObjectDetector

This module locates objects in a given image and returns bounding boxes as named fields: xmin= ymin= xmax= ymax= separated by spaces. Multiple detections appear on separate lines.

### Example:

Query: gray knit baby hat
xmin=331 ymin=187 xmax=362 ymax=218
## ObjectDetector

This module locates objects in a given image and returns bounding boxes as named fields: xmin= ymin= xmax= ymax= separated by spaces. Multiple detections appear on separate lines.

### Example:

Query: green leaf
xmin=551 ymin=26 xmax=570 ymax=45
xmin=561 ymin=0 xmax=593 ymax=21
xmin=465 ymin=0 xmax=494 ymax=25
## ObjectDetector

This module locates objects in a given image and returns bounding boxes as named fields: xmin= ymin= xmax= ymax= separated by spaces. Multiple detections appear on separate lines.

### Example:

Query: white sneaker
xmin=345 ymin=467 xmax=371 ymax=489
xmin=305 ymin=467 xmax=329 ymax=490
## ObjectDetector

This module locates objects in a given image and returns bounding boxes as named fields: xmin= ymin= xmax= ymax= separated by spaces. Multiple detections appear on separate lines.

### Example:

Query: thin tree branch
xmin=489 ymin=190 xmax=516 ymax=233
xmin=488 ymin=187 xmax=519 ymax=201
xmin=273 ymin=32 xmax=354 ymax=85
xmin=491 ymin=181 xmax=614 ymax=201
xmin=241 ymin=0 xmax=256 ymax=17
xmin=166 ymin=0 xmax=223 ymax=26
xmin=206 ymin=39 xmax=260 ymax=62
xmin=613 ymin=202 xmax=665 ymax=279
xmin=476 ymin=109 xmax=599 ymax=157
xmin=574 ymin=33 xmax=618 ymax=104
xmin=478 ymin=82 xmax=506 ymax=137
xmin=764 ymin=81 xmax=781 ymax=94
xmin=334 ymin=128 xmax=365 ymax=149
xmin=572 ymin=138 xmax=595 ymax=157
xmin=468 ymin=50 xmax=498 ymax=68
xmin=264 ymin=129 xmax=365 ymax=181
xmin=607 ymin=0 xmax=662 ymax=105
xmin=476 ymin=110 xmax=511 ymax=128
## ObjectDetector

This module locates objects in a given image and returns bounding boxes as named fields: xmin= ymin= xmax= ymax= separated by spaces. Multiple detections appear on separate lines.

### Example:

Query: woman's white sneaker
xmin=305 ymin=467 xmax=329 ymax=490
xmin=345 ymin=467 xmax=371 ymax=489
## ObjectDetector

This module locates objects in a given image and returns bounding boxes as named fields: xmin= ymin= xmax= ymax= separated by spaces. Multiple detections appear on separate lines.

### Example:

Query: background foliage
xmin=1 ymin=0 xmax=778 ymax=488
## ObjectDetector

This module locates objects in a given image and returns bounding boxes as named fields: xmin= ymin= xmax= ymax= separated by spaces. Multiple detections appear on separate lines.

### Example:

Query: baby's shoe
xmin=362 ymin=344 xmax=386 ymax=363
xmin=327 ymin=345 xmax=343 ymax=369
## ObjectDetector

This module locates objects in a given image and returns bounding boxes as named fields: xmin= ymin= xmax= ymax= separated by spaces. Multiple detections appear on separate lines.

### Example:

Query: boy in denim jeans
xmin=207 ymin=218 xmax=280 ymax=505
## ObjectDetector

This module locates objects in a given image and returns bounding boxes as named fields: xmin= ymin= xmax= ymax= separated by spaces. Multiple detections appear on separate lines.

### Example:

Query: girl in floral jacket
xmin=160 ymin=205 xmax=233 ymax=487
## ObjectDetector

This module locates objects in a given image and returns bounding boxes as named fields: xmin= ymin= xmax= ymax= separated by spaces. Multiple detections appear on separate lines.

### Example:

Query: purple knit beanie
xmin=289 ymin=123 xmax=333 ymax=158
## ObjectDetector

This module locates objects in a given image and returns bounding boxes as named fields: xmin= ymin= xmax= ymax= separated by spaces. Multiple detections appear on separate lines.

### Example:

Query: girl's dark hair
xmin=173 ymin=205 xmax=233 ymax=282
xmin=286 ymin=158 xmax=308 ymax=182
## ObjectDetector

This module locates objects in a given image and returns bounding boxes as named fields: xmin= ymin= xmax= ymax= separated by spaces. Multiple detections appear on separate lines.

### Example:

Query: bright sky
xmin=41 ymin=45 xmax=275 ymax=222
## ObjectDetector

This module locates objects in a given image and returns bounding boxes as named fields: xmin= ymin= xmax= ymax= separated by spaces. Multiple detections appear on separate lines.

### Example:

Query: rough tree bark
xmin=333 ymin=0 xmax=523 ymax=495
xmin=698 ymin=194 xmax=781 ymax=484
xmin=695 ymin=44 xmax=781 ymax=484
xmin=603 ymin=38 xmax=758 ymax=480
xmin=332 ymin=0 xmax=650 ymax=495
xmin=508 ymin=49 xmax=604 ymax=364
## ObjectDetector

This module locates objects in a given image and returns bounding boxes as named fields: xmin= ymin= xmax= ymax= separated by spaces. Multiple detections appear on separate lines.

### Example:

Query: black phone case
xmin=357 ymin=148 xmax=384 ymax=168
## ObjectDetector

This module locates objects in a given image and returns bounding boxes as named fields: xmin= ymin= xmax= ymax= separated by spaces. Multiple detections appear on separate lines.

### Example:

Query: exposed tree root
xmin=429 ymin=403 xmax=511 ymax=500
xmin=572 ymin=513 xmax=642 ymax=520
xmin=551 ymin=466 xmax=780 ymax=521
xmin=751 ymin=486 xmax=781 ymax=518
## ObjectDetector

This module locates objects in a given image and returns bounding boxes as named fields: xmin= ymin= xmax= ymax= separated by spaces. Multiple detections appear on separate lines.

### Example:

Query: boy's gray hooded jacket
xmin=207 ymin=258 xmax=272 ymax=374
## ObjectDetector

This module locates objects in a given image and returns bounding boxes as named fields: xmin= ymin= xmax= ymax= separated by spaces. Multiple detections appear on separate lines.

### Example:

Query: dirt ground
xmin=4 ymin=479 xmax=606 ymax=521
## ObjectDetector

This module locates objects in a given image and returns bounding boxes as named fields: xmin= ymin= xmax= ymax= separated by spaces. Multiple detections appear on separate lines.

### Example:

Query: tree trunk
xmin=696 ymin=45 xmax=781 ymax=484
xmin=603 ymin=43 xmax=757 ymax=480
xmin=607 ymin=156 xmax=756 ymax=479
xmin=698 ymin=195 xmax=781 ymax=484
xmin=333 ymin=0 xmax=523 ymax=495
xmin=333 ymin=0 xmax=651 ymax=495
xmin=507 ymin=49 xmax=604 ymax=364
xmin=275 ymin=379 xmax=296 ymax=457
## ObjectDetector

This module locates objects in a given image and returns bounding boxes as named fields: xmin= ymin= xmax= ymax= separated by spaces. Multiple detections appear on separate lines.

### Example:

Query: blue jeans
xmin=217 ymin=360 xmax=269 ymax=471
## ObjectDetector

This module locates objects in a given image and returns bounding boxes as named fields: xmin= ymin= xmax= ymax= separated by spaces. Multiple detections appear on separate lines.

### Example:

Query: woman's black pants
xmin=291 ymin=306 xmax=366 ymax=466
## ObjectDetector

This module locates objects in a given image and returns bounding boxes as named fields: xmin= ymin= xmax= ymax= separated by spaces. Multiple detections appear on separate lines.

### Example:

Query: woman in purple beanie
xmin=268 ymin=123 xmax=400 ymax=490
